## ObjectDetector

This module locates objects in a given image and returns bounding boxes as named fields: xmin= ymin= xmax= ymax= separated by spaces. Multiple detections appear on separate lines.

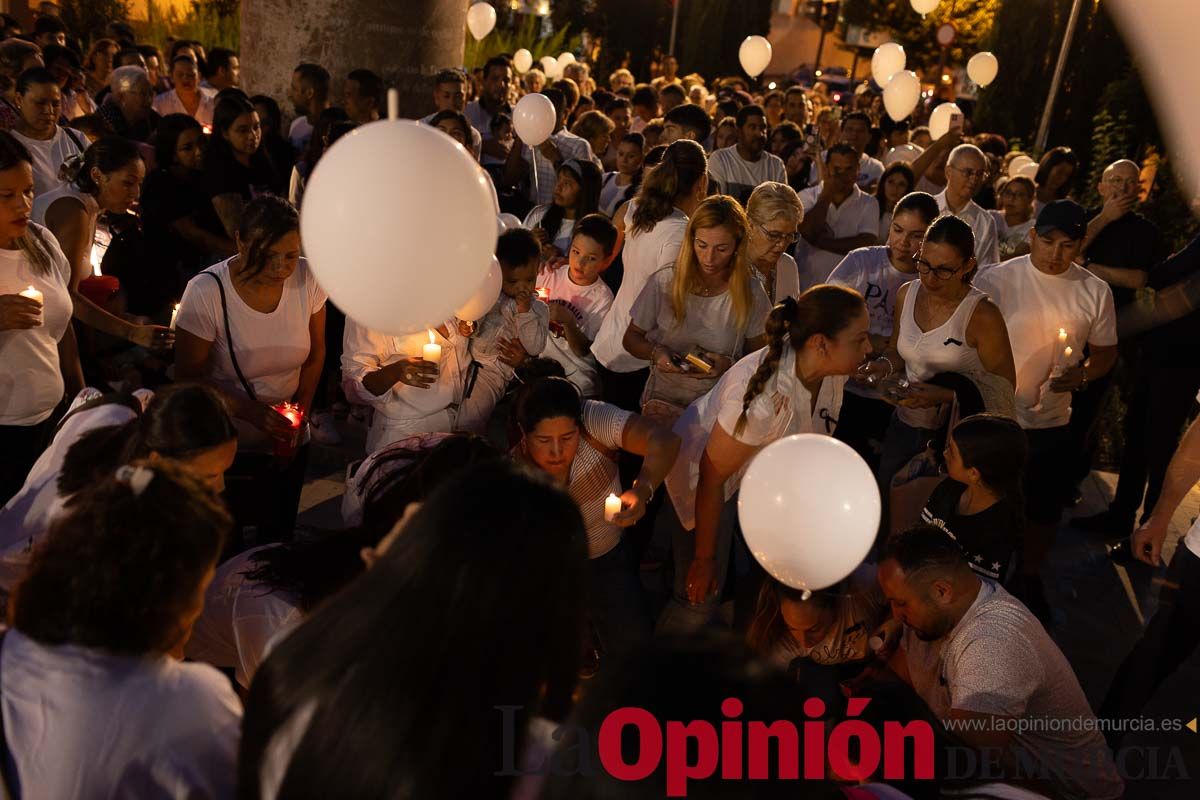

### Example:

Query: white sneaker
xmin=309 ymin=411 xmax=343 ymax=445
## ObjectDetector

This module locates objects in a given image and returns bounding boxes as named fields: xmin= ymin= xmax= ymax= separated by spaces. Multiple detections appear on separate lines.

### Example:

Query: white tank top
xmin=896 ymin=280 xmax=986 ymax=429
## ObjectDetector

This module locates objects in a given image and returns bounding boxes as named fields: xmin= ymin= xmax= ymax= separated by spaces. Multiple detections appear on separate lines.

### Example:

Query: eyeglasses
xmin=756 ymin=223 xmax=798 ymax=246
xmin=950 ymin=165 xmax=986 ymax=181
xmin=915 ymin=258 xmax=962 ymax=280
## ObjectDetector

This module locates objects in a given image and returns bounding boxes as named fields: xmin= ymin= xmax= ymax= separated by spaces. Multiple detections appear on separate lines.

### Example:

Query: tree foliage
xmin=840 ymin=0 xmax=1000 ymax=72
xmin=63 ymin=0 xmax=130 ymax=43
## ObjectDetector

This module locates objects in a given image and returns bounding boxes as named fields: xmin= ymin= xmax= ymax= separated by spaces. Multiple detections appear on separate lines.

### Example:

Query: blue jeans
xmin=656 ymin=495 xmax=744 ymax=633
xmin=587 ymin=538 xmax=651 ymax=664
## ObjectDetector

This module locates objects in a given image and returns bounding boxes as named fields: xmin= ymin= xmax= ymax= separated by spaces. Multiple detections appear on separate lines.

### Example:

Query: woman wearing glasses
xmin=865 ymin=215 xmax=1016 ymax=490
xmin=745 ymin=181 xmax=802 ymax=304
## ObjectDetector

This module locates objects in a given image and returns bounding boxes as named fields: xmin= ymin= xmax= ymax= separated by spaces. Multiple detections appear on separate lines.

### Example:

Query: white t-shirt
xmin=523 ymin=205 xmax=575 ymax=254
xmin=974 ymin=255 xmax=1116 ymax=429
xmin=803 ymin=152 xmax=885 ymax=190
xmin=706 ymin=146 xmax=787 ymax=204
xmin=0 ymin=225 xmax=74 ymax=426
xmin=795 ymin=184 xmax=880 ymax=291
xmin=936 ymin=191 xmax=1001 ymax=267
xmin=592 ymin=201 xmax=688 ymax=371
xmin=288 ymin=115 xmax=313 ymax=153
xmin=538 ymin=264 xmax=614 ymax=398
xmin=665 ymin=342 xmax=847 ymax=529
xmin=186 ymin=545 xmax=304 ymax=689
xmin=152 ymin=89 xmax=216 ymax=127
xmin=827 ymin=245 xmax=913 ymax=338
xmin=175 ymin=258 xmax=327 ymax=447
xmin=340 ymin=319 xmax=465 ymax=425
xmin=989 ymin=209 xmax=1035 ymax=262
xmin=2 ymin=628 xmax=242 ymax=799
xmin=599 ymin=172 xmax=633 ymax=218
xmin=630 ymin=269 xmax=771 ymax=359
xmin=904 ymin=581 xmax=1123 ymax=800
xmin=10 ymin=127 xmax=85 ymax=197
xmin=756 ymin=252 xmax=800 ymax=305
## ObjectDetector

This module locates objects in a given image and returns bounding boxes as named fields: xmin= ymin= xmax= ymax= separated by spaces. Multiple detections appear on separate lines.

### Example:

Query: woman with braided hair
xmin=657 ymin=284 xmax=872 ymax=632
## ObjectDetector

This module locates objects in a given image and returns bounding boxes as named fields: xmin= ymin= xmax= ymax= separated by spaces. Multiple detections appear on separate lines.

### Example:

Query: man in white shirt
xmin=503 ymin=86 xmax=596 ymax=206
xmin=419 ymin=68 xmax=482 ymax=160
xmin=878 ymin=526 xmax=1124 ymax=800
xmin=152 ymin=55 xmax=215 ymax=128
xmin=974 ymin=200 xmax=1117 ymax=616
xmin=706 ymin=104 xmax=786 ymax=205
xmin=936 ymin=144 xmax=1000 ymax=267
xmin=795 ymin=144 xmax=880 ymax=290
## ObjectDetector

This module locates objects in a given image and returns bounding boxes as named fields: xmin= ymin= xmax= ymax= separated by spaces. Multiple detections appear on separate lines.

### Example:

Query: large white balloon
xmin=910 ymin=0 xmax=939 ymax=16
xmin=513 ymin=92 xmax=556 ymax=147
xmin=466 ymin=2 xmax=497 ymax=40
xmin=301 ymin=121 xmax=496 ymax=336
xmin=929 ymin=102 xmax=964 ymax=140
xmin=539 ymin=55 xmax=561 ymax=80
xmin=882 ymin=70 xmax=921 ymax=122
xmin=738 ymin=35 xmax=773 ymax=78
xmin=871 ymin=43 xmax=906 ymax=87
xmin=1007 ymin=154 xmax=1035 ymax=179
xmin=1017 ymin=162 xmax=1040 ymax=180
xmin=738 ymin=435 xmax=880 ymax=593
xmin=558 ymin=51 xmax=576 ymax=66
xmin=966 ymin=52 xmax=999 ymax=88
xmin=513 ymin=48 xmax=533 ymax=74
xmin=455 ymin=257 xmax=502 ymax=322
xmin=884 ymin=143 xmax=924 ymax=166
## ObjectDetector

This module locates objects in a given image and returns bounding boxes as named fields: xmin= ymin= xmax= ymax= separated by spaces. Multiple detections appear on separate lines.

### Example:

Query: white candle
xmin=1057 ymin=327 xmax=1068 ymax=345
xmin=19 ymin=285 xmax=43 ymax=304
xmin=89 ymin=243 xmax=102 ymax=276
xmin=422 ymin=329 xmax=442 ymax=363
xmin=169 ymin=303 xmax=180 ymax=330
xmin=604 ymin=493 xmax=622 ymax=522
xmin=1063 ymin=346 xmax=1073 ymax=361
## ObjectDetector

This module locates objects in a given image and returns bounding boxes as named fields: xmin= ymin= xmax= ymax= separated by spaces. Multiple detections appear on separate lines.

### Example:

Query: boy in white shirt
xmin=539 ymin=214 xmax=617 ymax=398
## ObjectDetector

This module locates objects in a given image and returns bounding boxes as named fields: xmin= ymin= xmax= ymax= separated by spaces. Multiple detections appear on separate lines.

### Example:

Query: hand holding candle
xmin=19 ymin=285 xmax=43 ymax=325
xmin=169 ymin=303 xmax=180 ymax=330
xmin=422 ymin=330 xmax=443 ymax=363
xmin=270 ymin=402 xmax=304 ymax=457
xmin=604 ymin=493 xmax=622 ymax=522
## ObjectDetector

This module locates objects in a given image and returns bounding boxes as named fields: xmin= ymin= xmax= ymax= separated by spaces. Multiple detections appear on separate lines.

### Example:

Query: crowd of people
xmin=0 ymin=5 xmax=1197 ymax=798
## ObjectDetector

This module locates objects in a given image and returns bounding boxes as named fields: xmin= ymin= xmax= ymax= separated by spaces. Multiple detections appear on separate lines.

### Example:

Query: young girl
xmin=523 ymin=159 xmax=602 ymax=261
xmin=539 ymin=214 xmax=617 ymax=398
xmin=598 ymin=132 xmax=644 ymax=218
xmin=990 ymin=175 xmax=1036 ymax=261
xmin=456 ymin=228 xmax=550 ymax=434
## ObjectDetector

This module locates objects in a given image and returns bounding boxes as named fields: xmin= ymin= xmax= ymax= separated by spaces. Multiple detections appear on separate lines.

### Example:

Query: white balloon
xmin=929 ymin=102 xmax=964 ymax=140
xmin=910 ymin=0 xmax=939 ymax=15
xmin=738 ymin=435 xmax=880 ymax=593
xmin=513 ymin=48 xmax=533 ymax=74
xmin=513 ymin=92 xmax=556 ymax=147
xmin=455 ymin=257 xmax=502 ymax=322
xmin=871 ymin=43 xmax=906 ymax=87
xmin=967 ymin=52 xmax=999 ymax=88
xmin=1007 ymin=155 xmax=1035 ymax=179
xmin=497 ymin=212 xmax=523 ymax=231
xmin=539 ymin=55 xmax=560 ymax=80
xmin=466 ymin=2 xmax=497 ymax=41
xmin=301 ymin=121 xmax=496 ymax=336
xmin=884 ymin=143 xmax=924 ymax=166
xmin=882 ymin=70 xmax=920 ymax=122
xmin=738 ymin=35 xmax=773 ymax=78
xmin=558 ymin=51 xmax=576 ymax=66
xmin=1017 ymin=162 xmax=1040 ymax=180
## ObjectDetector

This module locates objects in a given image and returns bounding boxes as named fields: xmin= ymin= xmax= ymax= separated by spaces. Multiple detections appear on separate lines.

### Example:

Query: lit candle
xmin=604 ymin=493 xmax=622 ymax=522
xmin=271 ymin=402 xmax=304 ymax=457
xmin=169 ymin=303 xmax=180 ymax=330
xmin=1063 ymin=346 xmax=1073 ymax=361
xmin=20 ymin=285 xmax=42 ymax=323
xmin=1057 ymin=328 xmax=1068 ymax=347
xmin=89 ymin=243 xmax=102 ymax=277
xmin=422 ymin=329 xmax=442 ymax=363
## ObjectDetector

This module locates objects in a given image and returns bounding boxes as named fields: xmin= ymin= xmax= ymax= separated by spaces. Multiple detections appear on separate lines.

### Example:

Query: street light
xmin=1035 ymin=0 xmax=1086 ymax=153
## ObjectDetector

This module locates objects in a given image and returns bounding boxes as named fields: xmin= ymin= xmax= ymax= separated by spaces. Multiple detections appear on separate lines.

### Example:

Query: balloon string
xmin=387 ymin=88 xmax=399 ymax=121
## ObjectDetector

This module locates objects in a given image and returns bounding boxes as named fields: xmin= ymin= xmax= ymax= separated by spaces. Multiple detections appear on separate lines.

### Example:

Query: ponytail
xmin=734 ymin=285 xmax=866 ymax=437
xmin=629 ymin=139 xmax=707 ymax=235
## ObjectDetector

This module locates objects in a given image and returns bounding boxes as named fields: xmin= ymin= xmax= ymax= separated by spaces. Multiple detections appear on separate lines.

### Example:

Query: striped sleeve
xmin=581 ymin=400 xmax=631 ymax=450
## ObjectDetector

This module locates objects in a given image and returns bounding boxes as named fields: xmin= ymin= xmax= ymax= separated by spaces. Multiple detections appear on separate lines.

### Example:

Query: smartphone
xmin=803 ymin=123 xmax=819 ymax=149
xmin=949 ymin=112 xmax=963 ymax=132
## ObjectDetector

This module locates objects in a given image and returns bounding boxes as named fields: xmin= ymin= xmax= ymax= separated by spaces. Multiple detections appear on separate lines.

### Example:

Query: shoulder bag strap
xmin=202 ymin=271 xmax=259 ymax=403
xmin=61 ymin=126 xmax=85 ymax=154
xmin=0 ymin=629 xmax=18 ymax=799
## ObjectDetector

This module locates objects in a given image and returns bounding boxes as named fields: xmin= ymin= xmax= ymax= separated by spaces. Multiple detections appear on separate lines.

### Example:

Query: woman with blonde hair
xmin=745 ymin=182 xmax=803 ymax=304
xmin=622 ymin=195 xmax=772 ymax=424
xmin=0 ymin=39 xmax=43 ymax=130
xmin=571 ymin=110 xmax=616 ymax=169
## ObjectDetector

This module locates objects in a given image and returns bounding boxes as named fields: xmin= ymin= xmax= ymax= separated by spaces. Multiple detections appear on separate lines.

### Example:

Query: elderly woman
xmin=745 ymin=181 xmax=803 ymax=304
xmin=97 ymin=65 xmax=158 ymax=143
xmin=0 ymin=39 xmax=43 ymax=131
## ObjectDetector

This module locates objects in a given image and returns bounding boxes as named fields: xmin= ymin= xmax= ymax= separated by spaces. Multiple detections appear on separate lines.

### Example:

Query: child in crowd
xmin=539 ymin=214 xmax=618 ymax=398
xmin=524 ymin=158 xmax=603 ymax=261
xmin=599 ymin=132 xmax=645 ymax=217
xmin=455 ymin=228 xmax=550 ymax=434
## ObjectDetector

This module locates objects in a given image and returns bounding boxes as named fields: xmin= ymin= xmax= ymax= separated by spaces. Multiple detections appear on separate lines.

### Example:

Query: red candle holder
xmin=273 ymin=402 xmax=304 ymax=457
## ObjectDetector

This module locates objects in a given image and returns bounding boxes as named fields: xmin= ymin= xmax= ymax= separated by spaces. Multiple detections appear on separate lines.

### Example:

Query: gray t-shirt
xmin=827 ymin=245 xmax=913 ymax=338
xmin=904 ymin=581 xmax=1123 ymax=800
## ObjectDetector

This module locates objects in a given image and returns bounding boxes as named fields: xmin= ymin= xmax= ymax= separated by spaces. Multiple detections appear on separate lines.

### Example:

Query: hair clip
xmin=114 ymin=464 xmax=154 ymax=497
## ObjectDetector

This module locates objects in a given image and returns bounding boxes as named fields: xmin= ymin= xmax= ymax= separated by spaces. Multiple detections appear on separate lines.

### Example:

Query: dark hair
xmin=496 ymin=227 xmax=540 ymax=270
xmin=643 ymin=143 xmax=668 ymax=167
xmin=432 ymin=67 xmax=468 ymax=87
xmin=153 ymin=112 xmax=203 ymax=169
xmin=300 ymin=105 xmax=350 ymax=175
xmin=205 ymin=47 xmax=237 ymax=78
xmin=975 ymin=133 xmax=1008 ymax=160
xmin=237 ymin=461 xmax=587 ymax=799
xmin=66 ymin=113 xmax=113 ymax=139
xmin=540 ymin=158 xmax=602 ymax=244
xmin=33 ymin=14 xmax=66 ymax=36
xmin=210 ymin=92 xmax=259 ymax=163
xmin=41 ymin=43 xmax=79 ymax=71
xmin=114 ymin=47 xmax=144 ymax=68
xmin=293 ymin=62 xmax=331 ymax=96
xmin=573 ymin=212 xmax=618 ymax=256
xmin=663 ymin=102 xmax=712 ymax=142
xmin=489 ymin=111 xmax=511 ymax=133
xmin=58 ymin=386 xmax=237 ymax=496
xmin=842 ymin=110 xmax=872 ymax=130
xmin=428 ymin=108 xmax=470 ymax=138
xmin=620 ymin=130 xmax=645 ymax=151
xmin=771 ymin=120 xmax=802 ymax=145
xmin=347 ymin=67 xmax=383 ymax=111
xmin=630 ymin=138 xmax=707 ymax=234
xmin=716 ymin=99 xmax=739 ymax=118
xmin=923 ymin=214 xmax=976 ymax=268
xmin=482 ymin=54 xmax=512 ymax=78
xmin=234 ymin=196 xmax=300 ymax=280
xmin=735 ymin=285 xmax=866 ymax=436
xmin=249 ymin=93 xmax=282 ymax=134
xmin=1034 ymin=146 xmax=1079 ymax=200
xmin=541 ymin=86 xmax=566 ymax=118
xmin=169 ymin=53 xmax=198 ymax=71
xmin=951 ymin=413 xmax=1027 ymax=507
xmin=631 ymin=84 xmax=658 ymax=110
xmin=876 ymin=161 xmax=916 ymax=216
xmin=734 ymin=103 xmax=765 ymax=128
xmin=892 ymin=190 xmax=940 ymax=226
xmin=15 ymin=461 xmax=230 ymax=654
xmin=824 ymin=142 xmax=858 ymax=164
xmin=660 ymin=82 xmax=685 ymax=101
xmin=604 ymin=96 xmax=631 ymax=116
xmin=16 ymin=66 xmax=56 ymax=95
xmin=516 ymin=376 xmax=583 ymax=434
xmin=745 ymin=576 xmax=848 ymax=659
xmin=67 ymin=135 xmax=142 ymax=195
xmin=881 ymin=523 xmax=971 ymax=582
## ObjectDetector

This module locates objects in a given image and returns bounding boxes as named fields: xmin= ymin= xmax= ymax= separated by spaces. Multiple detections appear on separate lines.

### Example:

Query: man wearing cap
xmin=936 ymin=144 xmax=1000 ymax=268
xmin=974 ymin=200 xmax=1118 ymax=617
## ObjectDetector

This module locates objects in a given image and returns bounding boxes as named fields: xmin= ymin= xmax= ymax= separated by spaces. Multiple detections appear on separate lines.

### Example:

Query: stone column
xmin=240 ymin=0 xmax=467 ymax=121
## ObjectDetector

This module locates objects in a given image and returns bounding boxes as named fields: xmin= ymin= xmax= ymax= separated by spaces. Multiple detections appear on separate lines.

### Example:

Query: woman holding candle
xmin=0 ymin=131 xmax=83 ymax=504
xmin=175 ymin=195 xmax=327 ymax=544
xmin=658 ymin=285 xmax=871 ymax=633
xmin=32 ymin=135 xmax=173 ymax=349
xmin=513 ymin=375 xmax=679 ymax=670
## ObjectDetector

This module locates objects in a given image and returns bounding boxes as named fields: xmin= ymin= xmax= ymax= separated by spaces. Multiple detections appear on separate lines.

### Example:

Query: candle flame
xmin=1058 ymin=328 xmax=1066 ymax=337
xmin=1064 ymin=346 xmax=1073 ymax=358
xmin=428 ymin=329 xmax=435 ymax=345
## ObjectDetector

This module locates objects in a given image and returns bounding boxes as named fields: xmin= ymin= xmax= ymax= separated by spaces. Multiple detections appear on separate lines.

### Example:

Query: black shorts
xmin=1023 ymin=425 xmax=1072 ymax=525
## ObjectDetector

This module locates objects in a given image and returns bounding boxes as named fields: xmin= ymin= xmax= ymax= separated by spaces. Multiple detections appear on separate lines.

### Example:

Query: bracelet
xmin=876 ymin=355 xmax=894 ymax=378
xmin=634 ymin=479 xmax=655 ymax=504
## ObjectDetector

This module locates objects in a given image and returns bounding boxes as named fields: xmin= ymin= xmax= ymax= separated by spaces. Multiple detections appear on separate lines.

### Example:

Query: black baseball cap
xmin=1035 ymin=200 xmax=1087 ymax=240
